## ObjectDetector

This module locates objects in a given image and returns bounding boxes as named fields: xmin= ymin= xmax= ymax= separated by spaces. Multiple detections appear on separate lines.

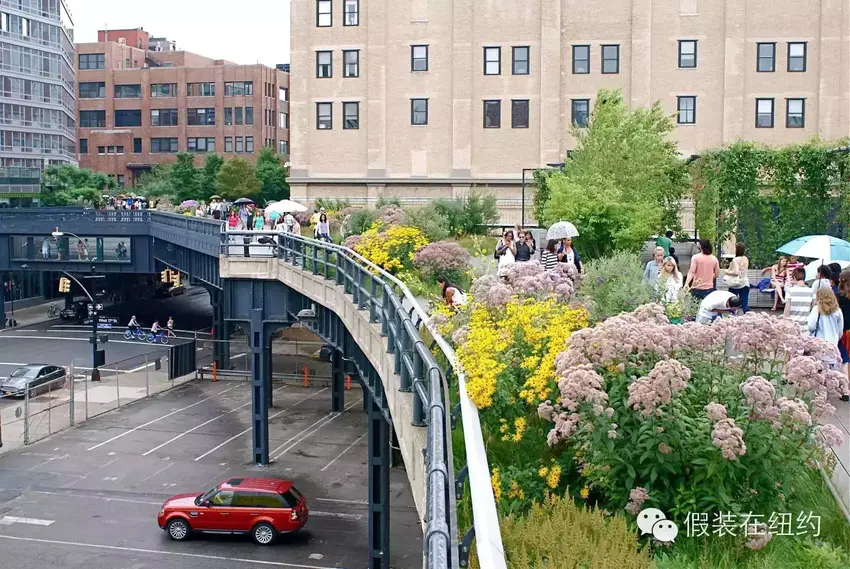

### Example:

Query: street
xmin=0 ymin=380 xmax=423 ymax=568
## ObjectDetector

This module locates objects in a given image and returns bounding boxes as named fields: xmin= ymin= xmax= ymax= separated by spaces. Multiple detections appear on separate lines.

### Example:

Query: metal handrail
xmin=220 ymin=228 xmax=506 ymax=569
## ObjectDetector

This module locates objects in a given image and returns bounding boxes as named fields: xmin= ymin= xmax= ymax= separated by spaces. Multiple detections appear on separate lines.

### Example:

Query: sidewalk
xmin=1 ymin=300 xmax=59 ymax=331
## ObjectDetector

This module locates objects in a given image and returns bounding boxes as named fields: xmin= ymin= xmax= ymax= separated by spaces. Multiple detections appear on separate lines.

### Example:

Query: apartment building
xmin=76 ymin=28 xmax=290 ymax=189
xmin=289 ymin=0 xmax=850 ymax=223
xmin=0 ymin=0 xmax=76 ymax=206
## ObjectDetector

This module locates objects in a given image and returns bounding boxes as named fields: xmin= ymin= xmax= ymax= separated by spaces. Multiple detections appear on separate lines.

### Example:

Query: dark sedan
xmin=0 ymin=365 xmax=67 ymax=398
xmin=60 ymin=301 xmax=88 ymax=321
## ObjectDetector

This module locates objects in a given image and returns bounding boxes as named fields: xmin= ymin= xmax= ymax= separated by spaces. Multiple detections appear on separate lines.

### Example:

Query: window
xmin=602 ymin=45 xmax=620 ymax=74
xmin=114 ymin=110 xmax=142 ymax=127
xmin=78 ymin=53 xmax=105 ymax=70
xmin=246 ymin=136 xmax=254 ymax=152
xmin=788 ymin=42 xmax=806 ymax=72
xmin=117 ymin=175 xmax=125 ymax=188
xmin=317 ymin=102 xmax=333 ymax=129
xmin=224 ymin=107 xmax=233 ymax=125
xmin=79 ymin=110 xmax=105 ymax=128
xmin=677 ymin=96 xmax=696 ymax=124
xmin=756 ymin=98 xmax=774 ymax=128
xmin=107 ymin=145 xmax=115 ymax=154
xmin=343 ymin=50 xmax=359 ymax=77
xmin=511 ymin=100 xmax=529 ymax=128
xmin=187 ymin=137 xmax=216 ymax=152
xmin=188 ymin=108 xmax=216 ymax=126
xmin=786 ymin=98 xmax=805 ymax=128
xmin=187 ymin=82 xmax=215 ymax=97
xmin=279 ymin=112 xmax=289 ymax=129
xmin=150 ymin=109 xmax=178 ymax=127
xmin=116 ymin=146 xmax=125 ymax=155
xmin=411 ymin=98 xmax=428 ymax=125
xmin=343 ymin=102 xmax=359 ymax=129
xmin=235 ymin=107 xmax=243 ymax=125
xmin=235 ymin=136 xmax=244 ymax=153
xmin=317 ymin=51 xmax=332 ymax=78
xmin=411 ymin=45 xmax=428 ymax=72
xmin=678 ymin=40 xmax=697 ymax=68
xmin=97 ymin=146 xmax=105 ymax=155
xmin=571 ymin=99 xmax=590 ymax=127
xmin=79 ymin=139 xmax=88 ymax=154
xmin=209 ymin=490 xmax=234 ymax=507
xmin=245 ymin=107 xmax=254 ymax=125
xmin=224 ymin=81 xmax=253 ymax=96
xmin=279 ymin=140 xmax=289 ymax=154
xmin=344 ymin=0 xmax=359 ymax=25
xmin=317 ymin=0 xmax=332 ymax=26
xmin=79 ymin=82 xmax=105 ymax=99
xmin=572 ymin=45 xmax=590 ymax=74
xmin=151 ymin=83 xmax=177 ymax=97
xmin=512 ymin=46 xmax=530 ymax=75
xmin=483 ymin=100 xmax=501 ymax=128
xmin=279 ymin=87 xmax=288 ymax=101
xmin=484 ymin=47 xmax=501 ymax=75
xmin=150 ymin=137 xmax=178 ymax=153
xmin=757 ymin=42 xmax=775 ymax=72
xmin=133 ymin=138 xmax=142 ymax=153
xmin=225 ymin=136 xmax=233 ymax=152
xmin=114 ymin=84 xmax=141 ymax=99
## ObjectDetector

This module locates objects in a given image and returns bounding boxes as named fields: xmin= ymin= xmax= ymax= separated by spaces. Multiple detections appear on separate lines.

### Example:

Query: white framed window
xmin=343 ymin=50 xmax=359 ymax=78
xmin=756 ymin=98 xmax=774 ymax=128
xmin=343 ymin=0 xmax=359 ymax=26
xmin=484 ymin=47 xmax=501 ymax=75
xmin=677 ymin=96 xmax=696 ymax=124
xmin=317 ymin=0 xmax=332 ymax=27
xmin=786 ymin=98 xmax=805 ymax=128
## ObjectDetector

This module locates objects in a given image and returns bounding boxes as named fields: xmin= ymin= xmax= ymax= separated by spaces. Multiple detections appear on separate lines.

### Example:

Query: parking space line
xmin=320 ymin=433 xmax=366 ymax=472
xmin=315 ymin=497 xmax=368 ymax=505
xmin=63 ymin=457 xmax=120 ymax=488
xmin=87 ymin=384 xmax=242 ymax=451
xmin=194 ymin=388 xmax=328 ymax=461
xmin=140 ymin=463 xmax=174 ymax=482
xmin=0 ymin=535 xmax=337 ymax=568
xmin=0 ymin=334 xmax=157 ymax=347
xmin=270 ymin=398 xmax=362 ymax=460
xmin=142 ymin=385 xmax=288 ymax=456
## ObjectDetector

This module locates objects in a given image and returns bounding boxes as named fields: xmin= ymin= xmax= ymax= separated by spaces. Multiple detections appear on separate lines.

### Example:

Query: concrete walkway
xmin=1 ymin=301 xmax=60 ymax=331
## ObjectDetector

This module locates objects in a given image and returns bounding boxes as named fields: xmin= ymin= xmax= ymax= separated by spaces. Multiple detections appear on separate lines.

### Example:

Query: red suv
xmin=157 ymin=477 xmax=309 ymax=545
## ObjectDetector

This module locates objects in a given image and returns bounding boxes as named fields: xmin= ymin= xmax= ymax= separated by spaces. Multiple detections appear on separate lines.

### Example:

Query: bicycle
xmin=46 ymin=304 xmax=59 ymax=318
xmin=146 ymin=331 xmax=170 ymax=345
xmin=123 ymin=327 xmax=147 ymax=340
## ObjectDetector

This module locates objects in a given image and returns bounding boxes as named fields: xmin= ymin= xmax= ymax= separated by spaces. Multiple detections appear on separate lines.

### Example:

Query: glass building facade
xmin=0 ymin=0 xmax=76 ymax=207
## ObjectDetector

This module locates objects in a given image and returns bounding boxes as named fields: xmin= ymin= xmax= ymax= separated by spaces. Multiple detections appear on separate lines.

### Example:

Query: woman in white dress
xmin=495 ymin=230 xmax=517 ymax=276
xmin=657 ymin=256 xmax=684 ymax=303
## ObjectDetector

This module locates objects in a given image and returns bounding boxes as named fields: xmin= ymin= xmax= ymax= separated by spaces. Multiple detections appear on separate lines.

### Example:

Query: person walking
xmin=41 ymin=237 xmax=50 ymax=260
xmin=515 ymin=230 xmax=535 ymax=262
xmin=643 ymin=247 xmax=665 ymax=285
xmin=315 ymin=213 xmax=332 ymax=242
xmin=724 ymin=243 xmax=751 ymax=313
xmin=495 ymin=230 xmax=517 ymax=275
xmin=541 ymin=239 xmax=559 ymax=271
xmin=656 ymin=230 xmax=674 ymax=257
xmin=784 ymin=268 xmax=814 ymax=330
xmin=837 ymin=270 xmax=850 ymax=401
xmin=557 ymin=236 xmax=581 ymax=272
xmin=685 ymin=239 xmax=720 ymax=301
xmin=657 ymin=256 xmax=683 ymax=303
xmin=808 ymin=289 xmax=844 ymax=371
xmin=166 ymin=316 xmax=175 ymax=337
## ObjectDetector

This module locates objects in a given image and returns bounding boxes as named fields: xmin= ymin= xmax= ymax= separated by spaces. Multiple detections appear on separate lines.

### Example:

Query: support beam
xmin=250 ymin=310 xmax=270 ymax=465
xmin=211 ymin=288 xmax=231 ymax=369
xmin=331 ymin=349 xmax=345 ymax=412
xmin=265 ymin=340 xmax=273 ymax=409
xmin=367 ymin=390 xmax=391 ymax=569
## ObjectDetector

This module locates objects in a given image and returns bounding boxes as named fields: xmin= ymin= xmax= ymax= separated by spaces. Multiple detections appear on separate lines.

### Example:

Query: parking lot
xmin=0 ymin=380 xmax=423 ymax=569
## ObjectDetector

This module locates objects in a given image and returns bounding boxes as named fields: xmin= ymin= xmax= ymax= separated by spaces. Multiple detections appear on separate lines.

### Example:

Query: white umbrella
xmin=265 ymin=199 xmax=307 ymax=215
xmin=546 ymin=221 xmax=579 ymax=240
xmin=804 ymin=259 xmax=850 ymax=282
xmin=777 ymin=235 xmax=850 ymax=262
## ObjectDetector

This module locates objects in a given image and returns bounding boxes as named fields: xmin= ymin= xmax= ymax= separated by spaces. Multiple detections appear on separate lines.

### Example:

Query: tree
xmin=136 ymin=164 xmax=176 ymax=199
xmin=170 ymin=152 xmax=201 ymax=203
xmin=198 ymin=154 xmax=224 ymax=199
xmin=254 ymin=147 xmax=289 ymax=204
xmin=542 ymin=89 xmax=687 ymax=258
xmin=217 ymin=157 xmax=261 ymax=201
xmin=40 ymin=165 xmax=113 ymax=206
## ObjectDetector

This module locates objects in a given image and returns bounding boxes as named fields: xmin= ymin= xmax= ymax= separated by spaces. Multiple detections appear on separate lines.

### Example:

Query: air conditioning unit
xmin=118 ymin=38 xmax=126 ymax=45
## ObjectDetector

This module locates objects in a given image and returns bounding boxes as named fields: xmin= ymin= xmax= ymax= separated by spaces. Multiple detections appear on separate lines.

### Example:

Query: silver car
xmin=0 ymin=365 xmax=67 ymax=398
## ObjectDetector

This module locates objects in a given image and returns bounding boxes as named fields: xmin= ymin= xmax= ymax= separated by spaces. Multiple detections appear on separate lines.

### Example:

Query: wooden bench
xmin=715 ymin=269 xmax=776 ymax=310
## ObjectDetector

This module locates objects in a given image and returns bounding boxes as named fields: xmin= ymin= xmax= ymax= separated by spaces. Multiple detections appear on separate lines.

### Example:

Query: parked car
xmin=0 ymin=364 xmax=66 ymax=397
xmin=154 ymin=284 xmax=186 ymax=298
xmin=59 ymin=300 xmax=88 ymax=321
xmin=157 ymin=477 xmax=308 ymax=545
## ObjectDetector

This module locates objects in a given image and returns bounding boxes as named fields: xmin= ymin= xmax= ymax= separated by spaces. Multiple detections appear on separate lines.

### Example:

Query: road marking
xmin=231 ymin=352 xmax=247 ymax=359
xmin=0 ymin=334 xmax=155 ymax=347
xmin=309 ymin=510 xmax=363 ymax=521
xmin=194 ymin=388 xmax=328 ymax=461
xmin=4 ymin=488 xmax=162 ymax=505
xmin=140 ymin=463 xmax=174 ymax=482
xmin=63 ymin=457 xmax=120 ymax=488
xmin=315 ymin=497 xmax=368 ymax=505
xmin=271 ymin=398 xmax=362 ymax=460
xmin=87 ymin=384 xmax=242 ymax=451
xmin=269 ymin=414 xmax=336 ymax=458
xmin=127 ymin=362 xmax=155 ymax=373
xmin=0 ymin=362 xmax=28 ymax=366
xmin=0 ymin=535 xmax=336 ymax=568
xmin=320 ymin=433 xmax=367 ymax=472
xmin=0 ymin=516 xmax=54 ymax=526
xmin=142 ymin=385 xmax=288 ymax=456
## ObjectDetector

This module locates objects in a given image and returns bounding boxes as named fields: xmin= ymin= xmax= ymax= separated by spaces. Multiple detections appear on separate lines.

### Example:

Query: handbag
xmin=723 ymin=259 xmax=747 ymax=289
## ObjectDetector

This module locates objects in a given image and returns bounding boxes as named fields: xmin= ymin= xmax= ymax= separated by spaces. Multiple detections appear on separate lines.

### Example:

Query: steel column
xmin=212 ymin=289 xmax=230 ymax=369
xmin=331 ymin=349 xmax=345 ymax=412
xmin=250 ymin=310 xmax=270 ymax=465
xmin=367 ymin=390 xmax=391 ymax=569
xmin=265 ymin=340 xmax=273 ymax=409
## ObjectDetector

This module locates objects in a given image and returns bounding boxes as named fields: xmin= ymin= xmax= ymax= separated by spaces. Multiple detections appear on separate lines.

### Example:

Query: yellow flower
xmin=490 ymin=467 xmax=502 ymax=501
xmin=580 ymin=486 xmax=590 ymax=499
xmin=538 ymin=466 xmax=550 ymax=478
xmin=546 ymin=465 xmax=562 ymax=489
xmin=507 ymin=480 xmax=525 ymax=500
xmin=581 ymin=465 xmax=592 ymax=477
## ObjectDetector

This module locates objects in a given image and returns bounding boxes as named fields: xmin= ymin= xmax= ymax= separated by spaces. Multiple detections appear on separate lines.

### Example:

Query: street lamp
xmin=520 ymin=162 xmax=566 ymax=227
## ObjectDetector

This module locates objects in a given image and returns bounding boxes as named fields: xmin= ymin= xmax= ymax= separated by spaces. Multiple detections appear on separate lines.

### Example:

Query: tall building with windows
xmin=290 ymin=0 xmax=850 ymax=222
xmin=76 ymin=28 xmax=290 ymax=189
xmin=0 ymin=0 xmax=76 ymax=206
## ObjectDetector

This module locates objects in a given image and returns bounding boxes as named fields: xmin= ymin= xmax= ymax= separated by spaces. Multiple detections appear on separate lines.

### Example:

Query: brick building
xmin=76 ymin=28 xmax=289 ymax=189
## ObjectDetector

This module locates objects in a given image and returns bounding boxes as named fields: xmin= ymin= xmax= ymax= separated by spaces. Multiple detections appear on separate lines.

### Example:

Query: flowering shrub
xmin=351 ymin=224 xmax=429 ymax=273
xmin=540 ymin=307 xmax=848 ymax=520
xmin=577 ymin=251 xmax=654 ymax=322
xmin=470 ymin=261 xmax=578 ymax=308
xmin=379 ymin=204 xmax=408 ymax=227
xmin=413 ymin=241 xmax=471 ymax=283
xmin=404 ymin=204 xmax=451 ymax=242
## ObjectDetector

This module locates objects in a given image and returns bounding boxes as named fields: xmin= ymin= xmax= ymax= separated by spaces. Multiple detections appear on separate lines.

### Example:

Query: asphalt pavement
xmin=0 ymin=380 xmax=423 ymax=568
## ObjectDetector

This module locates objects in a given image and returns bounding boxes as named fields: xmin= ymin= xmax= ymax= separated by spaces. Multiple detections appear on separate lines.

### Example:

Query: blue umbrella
xmin=776 ymin=235 xmax=850 ymax=262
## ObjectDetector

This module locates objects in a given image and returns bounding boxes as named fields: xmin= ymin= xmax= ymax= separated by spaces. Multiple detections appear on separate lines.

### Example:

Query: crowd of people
xmin=493 ymin=226 xmax=581 ymax=276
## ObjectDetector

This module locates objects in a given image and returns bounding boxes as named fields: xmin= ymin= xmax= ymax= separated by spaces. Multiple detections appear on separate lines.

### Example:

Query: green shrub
xmin=577 ymin=251 xmax=654 ymax=322
xmin=433 ymin=193 xmax=499 ymax=237
xmin=375 ymin=196 xmax=402 ymax=208
xmin=405 ymin=204 xmax=451 ymax=241
xmin=472 ymin=495 xmax=653 ymax=569
xmin=315 ymin=198 xmax=351 ymax=212
xmin=342 ymin=208 xmax=378 ymax=237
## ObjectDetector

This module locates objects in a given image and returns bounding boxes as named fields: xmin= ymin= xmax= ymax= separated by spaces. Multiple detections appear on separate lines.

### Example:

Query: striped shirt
xmin=786 ymin=284 xmax=814 ymax=329
xmin=541 ymin=251 xmax=558 ymax=271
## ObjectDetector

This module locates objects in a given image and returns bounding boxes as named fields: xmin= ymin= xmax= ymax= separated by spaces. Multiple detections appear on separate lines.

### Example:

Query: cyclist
xmin=167 ymin=316 xmax=175 ymax=337
xmin=128 ymin=315 xmax=140 ymax=333
xmin=150 ymin=319 xmax=162 ymax=337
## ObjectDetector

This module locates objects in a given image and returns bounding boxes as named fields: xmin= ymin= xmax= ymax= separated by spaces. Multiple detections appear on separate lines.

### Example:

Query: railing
xmin=0 ymin=208 xmax=151 ymax=223
xmin=150 ymin=210 xmax=224 ymax=235
xmin=221 ymin=229 xmax=506 ymax=569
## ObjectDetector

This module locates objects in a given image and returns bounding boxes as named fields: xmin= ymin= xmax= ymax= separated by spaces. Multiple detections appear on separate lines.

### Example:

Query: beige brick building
xmin=289 ymin=0 xmax=850 ymax=224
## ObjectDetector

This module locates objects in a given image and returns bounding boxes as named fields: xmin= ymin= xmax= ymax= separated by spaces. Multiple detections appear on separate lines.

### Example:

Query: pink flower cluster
xmin=775 ymin=397 xmax=812 ymax=431
xmin=379 ymin=205 xmax=407 ymax=227
xmin=740 ymin=376 xmax=776 ymax=416
xmin=785 ymin=355 xmax=848 ymax=400
xmin=470 ymin=261 xmax=577 ymax=308
xmin=625 ymin=487 xmax=650 ymax=516
xmin=704 ymin=402 xmax=728 ymax=422
xmin=451 ymin=325 xmax=469 ymax=346
xmin=556 ymin=364 xmax=609 ymax=413
xmin=412 ymin=241 xmax=471 ymax=279
xmin=716 ymin=312 xmax=801 ymax=358
xmin=344 ymin=234 xmax=362 ymax=250
xmin=627 ymin=359 xmax=692 ymax=417
xmin=817 ymin=424 xmax=845 ymax=447
xmin=711 ymin=418 xmax=747 ymax=460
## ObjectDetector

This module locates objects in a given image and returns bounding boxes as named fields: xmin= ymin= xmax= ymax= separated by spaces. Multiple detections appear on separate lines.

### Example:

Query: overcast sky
xmin=70 ymin=0 xmax=291 ymax=65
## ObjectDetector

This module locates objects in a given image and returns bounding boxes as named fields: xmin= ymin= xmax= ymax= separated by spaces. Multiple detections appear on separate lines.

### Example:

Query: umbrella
xmin=233 ymin=197 xmax=254 ymax=205
xmin=266 ymin=199 xmax=307 ymax=215
xmin=776 ymin=235 xmax=850 ymax=262
xmin=546 ymin=221 xmax=579 ymax=240
xmin=209 ymin=194 xmax=222 ymax=200
xmin=804 ymin=259 xmax=850 ymax=282
xmin=181 ymin=200 xmax=199 ymax=207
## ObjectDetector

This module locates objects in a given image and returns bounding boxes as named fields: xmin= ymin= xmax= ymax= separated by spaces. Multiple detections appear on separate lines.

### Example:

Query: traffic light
xmin=171 ymin=272 xmax=181 ymax=287
xmin=58 ymin=277 xmax=70 ymax=293
xmin=160 ymin=269 xmax=172 ymax=283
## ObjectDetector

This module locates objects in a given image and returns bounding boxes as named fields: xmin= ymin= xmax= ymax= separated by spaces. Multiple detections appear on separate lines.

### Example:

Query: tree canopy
xmin=40 ymin=165 xmax=114 ymax=207
xmin=217 ymin=157 xmax=262 ymax=201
